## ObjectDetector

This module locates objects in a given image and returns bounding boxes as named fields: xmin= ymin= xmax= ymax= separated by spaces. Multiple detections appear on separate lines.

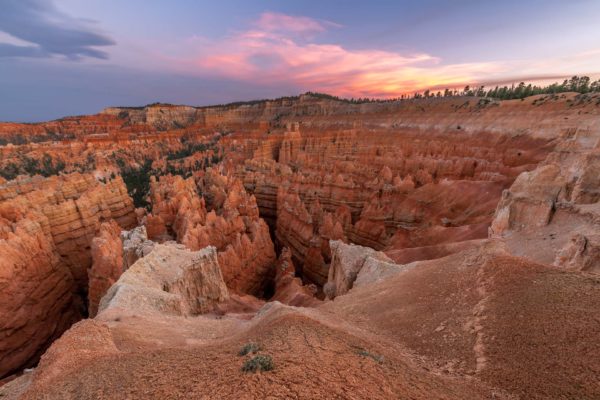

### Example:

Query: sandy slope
xmin=3 ymin=240 xmax=598 ymax=399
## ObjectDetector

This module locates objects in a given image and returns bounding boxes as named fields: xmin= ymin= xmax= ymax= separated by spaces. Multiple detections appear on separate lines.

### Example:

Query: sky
xmin=1 ymin=0 xmax=600 ymax=122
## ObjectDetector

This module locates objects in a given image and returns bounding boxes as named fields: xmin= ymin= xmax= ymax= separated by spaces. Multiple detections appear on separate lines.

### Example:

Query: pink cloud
xmin=161 ymin=12 xmax=600 ymax=98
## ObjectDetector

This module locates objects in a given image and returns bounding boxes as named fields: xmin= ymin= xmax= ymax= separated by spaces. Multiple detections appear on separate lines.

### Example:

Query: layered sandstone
xmin=0 ymin=93 xmax=599 ymax=398
xmin=0 ymin=204 xmax=80 ymax=379
xmin=241 ymin=125 xmax=541 ymax=285
xmin=0 ymin=174 xmax=136 ymax=285
xmin=88 ymin=221 xmax=123 ymax=317
xmin=0 ymin=173 xmax=136 ymax=378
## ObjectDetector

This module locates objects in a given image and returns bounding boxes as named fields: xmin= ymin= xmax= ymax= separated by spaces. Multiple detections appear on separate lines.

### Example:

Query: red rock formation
xmin=88 ymin=221 xmax=123 ymax=317
xmin=271 ymin=247 xmax=320 ymax=306
xmin=0 ymin=94 xmax=600 ymax=399
xmin=2 ymin=95 xmax=594 ymax=285
xmin=0 ymin=203 xmax=80 ymax=379
xmin=0 ymin=173 xmax=136 ymax=378
xmin=145 ymin=171 xmax=276 ymax=295
xmin=237 ymin=110 xmax=564 ymax=282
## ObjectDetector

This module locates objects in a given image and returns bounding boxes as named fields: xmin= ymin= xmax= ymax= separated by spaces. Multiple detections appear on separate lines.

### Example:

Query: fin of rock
xmin=98 ymin=243 xmax=229 ymax=317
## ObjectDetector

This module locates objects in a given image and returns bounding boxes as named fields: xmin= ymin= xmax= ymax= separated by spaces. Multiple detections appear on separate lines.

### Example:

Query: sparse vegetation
xmin=415 ymin=76 xmax=600 ymax=101
xmin=166 ymin=141 xmax=210 ymax=160
xmin=0 ymin=153 xmax=66 ymax=180
xmin=241 ymin=354 xmax=274 ymax=372
xmin=117 ymin=158 xmax=153 ymax=209
xmin=356 ymin=348 xmax=384 ymax=364
xmin=238 ymin=343 xmax=261 ymax=356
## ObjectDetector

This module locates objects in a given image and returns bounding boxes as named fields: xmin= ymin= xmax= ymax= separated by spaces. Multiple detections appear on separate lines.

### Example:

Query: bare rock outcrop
xmin=98 ymin=243 xmax=229 ymax=316
xmin=553 ymin=233 xmax=600 ymax=273
xmin=89 ymin=224 xmax=156 ymax=317
xmin=490 ymin=127 xmax=600 ymax=270
xmin=325 ymin=240 xmax=397 ymax=299
xmin=490 ymin=164 xmax=564 ymax=235
xmin=121 ymin=225 xmax=155 ymax=269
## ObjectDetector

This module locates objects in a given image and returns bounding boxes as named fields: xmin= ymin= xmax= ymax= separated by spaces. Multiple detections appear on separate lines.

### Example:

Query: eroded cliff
xmin=0 ymin=173 xmax=136 ymax=378
xmin=1 ymin=93 xmax=599 ymax=398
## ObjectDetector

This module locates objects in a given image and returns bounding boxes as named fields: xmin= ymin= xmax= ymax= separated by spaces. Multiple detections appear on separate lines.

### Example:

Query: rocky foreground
xmin=0 ymin=93 xmax=599 ymax=399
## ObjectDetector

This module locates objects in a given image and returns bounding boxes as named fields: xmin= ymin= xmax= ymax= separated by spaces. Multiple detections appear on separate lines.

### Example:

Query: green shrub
xmin=357 ymin=348 xmax=384 ymax=364
xmin=241 ymin=355 xmax=274 ymax=373
xmin=238 ymin=343 xmax=261 ymax=356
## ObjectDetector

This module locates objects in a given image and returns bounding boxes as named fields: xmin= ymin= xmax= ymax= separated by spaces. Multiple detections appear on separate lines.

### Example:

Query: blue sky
xmin=1 ymin=0 xmax=599 ymax=121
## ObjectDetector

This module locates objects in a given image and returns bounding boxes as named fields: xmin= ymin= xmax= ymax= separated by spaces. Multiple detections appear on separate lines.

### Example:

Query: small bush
xmin=357 ymin=348 xmax=384 ymax=364
xmin=238 ymin=342 xmax=261 ymax=356
xmin=241 ymin=355 xmax=274 ymax=373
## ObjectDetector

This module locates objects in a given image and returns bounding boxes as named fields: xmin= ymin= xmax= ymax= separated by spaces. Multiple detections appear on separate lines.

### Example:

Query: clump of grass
xmin=241 ymin=354 xmax=274 ymax=372
xmin=238 ymin=342 xmax=261 ymax=356
xmin=357 ymin=348 xmax=384 ymax=364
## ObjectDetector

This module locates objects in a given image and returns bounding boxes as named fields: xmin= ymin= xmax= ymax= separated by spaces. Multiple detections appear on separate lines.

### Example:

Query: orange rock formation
xmin=0 ymin=173 xmax=136 ymax=378
xmin=145 ymin=171 xmax=276 ymax=295
xmin=0 ymin=93 xmax=599 ymax=398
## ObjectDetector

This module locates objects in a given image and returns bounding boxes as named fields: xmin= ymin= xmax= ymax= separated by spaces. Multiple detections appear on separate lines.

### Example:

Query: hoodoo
xmin=1 ymin=91 xmax=599 ymax=399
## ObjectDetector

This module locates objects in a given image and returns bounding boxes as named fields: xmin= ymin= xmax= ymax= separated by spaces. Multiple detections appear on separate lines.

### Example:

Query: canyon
xmin=0 ymin=93 xmax=599 ymax=399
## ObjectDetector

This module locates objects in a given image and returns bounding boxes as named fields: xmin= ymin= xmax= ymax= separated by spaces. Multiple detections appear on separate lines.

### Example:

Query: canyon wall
xmin=0 ymin=173 xmax=136 ymax=378
xmin=1 ymin=93 xmax=599 ymax=381
xmin=237 ymin=126 xmax=552 ymax=285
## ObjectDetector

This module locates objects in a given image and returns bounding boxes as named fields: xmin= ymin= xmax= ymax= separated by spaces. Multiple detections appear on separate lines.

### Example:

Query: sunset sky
xmin=1 ymin=0 xmax=600 ymax=121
